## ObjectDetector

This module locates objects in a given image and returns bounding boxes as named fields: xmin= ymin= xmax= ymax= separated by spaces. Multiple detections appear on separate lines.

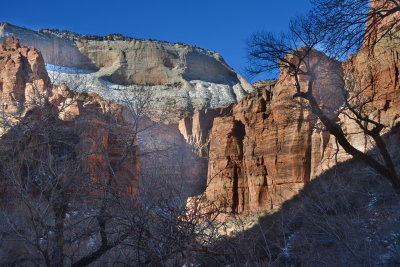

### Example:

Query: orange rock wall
xmin=0 ymin=37 xmax=50 ymax=113
xmin=0 ymin=37 xmax=139 ymax=195
xmin=181 ymin=33 xmax=400 ymax=213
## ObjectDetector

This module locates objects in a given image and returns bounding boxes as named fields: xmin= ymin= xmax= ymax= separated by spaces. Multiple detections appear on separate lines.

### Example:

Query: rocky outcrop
xmin=200 ymin=50 xmax=344 ymax=213
xmin=139 ymin=123 xmax=207 ymax=198
xmin=0 ymin=37 xmax=139 ymax=195
xmin=0 ymin=36 xmax=207 ymax=199
xmin=0 ymin=37 xmax=50 ymax=113
xmin=365 ymin=0 xmax=400 ymax=47
xmin=178 ymin=105 xmax=233 ymax=157
xmin=184 ymin=30 xmax=400 ymax=214
xmin=0 ymin=23 xmax=254 ymax=121
xmin=312 ymin=19 xmax=400 ymax=177
xmin=57 ymin=88 xmax=139 ymax=195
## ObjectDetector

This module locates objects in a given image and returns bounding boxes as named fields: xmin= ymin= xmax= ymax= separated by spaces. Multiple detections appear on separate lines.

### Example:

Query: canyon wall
xmin=0 ymin=23 xmax=253 ymax=122
xmin=0 ymin=37 xmax=139 ymax=195
xmin=0 ymin=23 xmax=257 ymax=198
xmin=365 ymin=0 xmax=400 ymax=47
xmin=182 ymin=26 xmax=400 ymax=214
xmin=181 ymin=51 xmax=346 ymax=212
xmin=312 ymin=1 xmax=400 ymax=177
xmin=0 ymin=36 xmax=205 ymax=199
xmin=2 ymin=0 xmax=399 ymax=213
xmin=0 ymin=36 xmax=50 ymax=114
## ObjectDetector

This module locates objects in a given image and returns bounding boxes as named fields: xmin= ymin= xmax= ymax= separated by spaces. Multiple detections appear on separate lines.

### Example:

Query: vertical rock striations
xmin=183 ymin=32 xmax=400 ymax=213
xmin=195 ymin=50 xmax=344 ymax=213
xmin=0 ymin=37 xmax=50 ymax=113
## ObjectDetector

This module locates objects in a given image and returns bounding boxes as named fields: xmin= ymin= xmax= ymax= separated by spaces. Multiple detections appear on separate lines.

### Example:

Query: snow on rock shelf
xmin=0 ymin=23 xmax=254 ymax=122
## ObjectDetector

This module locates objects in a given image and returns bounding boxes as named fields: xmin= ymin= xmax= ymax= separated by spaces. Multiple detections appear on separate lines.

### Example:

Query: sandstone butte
xmin=180 ymin=2 xmax=400 ymax=213
xmin=0 ymin=37 xmax=138 ymax=195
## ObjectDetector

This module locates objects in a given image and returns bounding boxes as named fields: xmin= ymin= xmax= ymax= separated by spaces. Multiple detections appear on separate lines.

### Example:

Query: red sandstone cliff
xmin=312 ymin=18 xmax=400 ymax=177
xmin=0 ymin=37 xmax=50 ymax=113
xmin=189 ymin=50 xmax=344 ymax=213
xmin=0 ymin=37 xmax=138 ymax=195
xmin=365 ymin=0 xmax=400 ymax=47
xmin=181 ymin=4 xmax=400 ymax=213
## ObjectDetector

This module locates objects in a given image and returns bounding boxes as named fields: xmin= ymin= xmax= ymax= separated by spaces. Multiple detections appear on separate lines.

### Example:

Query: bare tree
xmin=247 ymin=1 xmax=400 ymax=191
xmin=311 ymin=0 xmax=400 ymax=57
xmin=0 ymin=61 xmax=226 ymax=266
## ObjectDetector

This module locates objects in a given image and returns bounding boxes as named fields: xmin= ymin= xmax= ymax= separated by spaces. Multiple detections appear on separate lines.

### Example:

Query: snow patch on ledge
xmin=46 ymin=64 xmax=95 ymax=74
xmin=46 ymin=64 xmax=248 ymax=121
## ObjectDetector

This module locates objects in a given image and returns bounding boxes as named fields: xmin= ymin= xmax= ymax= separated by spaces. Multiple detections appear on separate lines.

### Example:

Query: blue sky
xmin=2 ymin=0 xmax=312 ymax=81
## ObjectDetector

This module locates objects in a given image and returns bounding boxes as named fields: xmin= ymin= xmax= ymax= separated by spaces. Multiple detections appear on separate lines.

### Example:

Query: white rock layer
xmin=0 ymin=23 xmax=254 ymax=121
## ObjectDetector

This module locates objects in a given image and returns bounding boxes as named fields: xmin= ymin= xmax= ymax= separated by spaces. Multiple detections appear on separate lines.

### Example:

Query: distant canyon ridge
xmin=0 ymin=23 xmax=253 ymax=122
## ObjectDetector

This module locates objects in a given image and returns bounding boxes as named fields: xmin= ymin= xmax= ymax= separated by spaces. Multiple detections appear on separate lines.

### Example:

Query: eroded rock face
xmin=0 ymin=38 xmax=139 ymax=195
xmin=183 ymin=41 xmax=396 ymax=214
xmin=0 ymin=23 xmax=254 ymax=121
xmin=58 ymin=90 xmax=139 ymax=195
xmin=0 ymin=37 xmax=208 ymax=199
xmin=202 ymin=50 xmax=344 ymax=213
xmin=312 ymin=22 xmax=400 ymax=177
xmin=137 ymin=120 xmax=207 ymax=198
xmin=365 ymin=0 xmax=400 ymax=47
xmin=182 ymin=8 xmax=400 ymax=214
xmin=0 ymin=37 xmax=50 ymax=113
xmin=205 ymin=68 xmax=396 ymax=213
xmin=178 ymin=105 xmax=233 ymax=157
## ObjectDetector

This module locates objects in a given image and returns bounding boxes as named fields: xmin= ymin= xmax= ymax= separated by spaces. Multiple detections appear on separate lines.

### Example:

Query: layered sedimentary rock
xmin=0 ymin=37 xmax=138 ymax=194
xmin=0 ymin=37 xmax=50 ymax=113
xmin=0 ymin=24 xmax=254 ymax=197
xmin=197 ymin=50 xmax=344 ymax=213
xmin=135 ymin=116 xmax=208 ymax=198
xmin=178 ymin=105 xmax=233 ymax=157
xmin=183 ymin=30 xmax=400 ymax=213
xmin=0 ymin=23 xmax=254 ymax=121
xmin=57 ymin=88 xmax=139 ymax=195
xmin=312 ymin=19 xmax=400 ymax=177
xmin=0 ymin=36 xmax=205 ymax=199
xmin=365 ymin=0 xmax=400 ymax=47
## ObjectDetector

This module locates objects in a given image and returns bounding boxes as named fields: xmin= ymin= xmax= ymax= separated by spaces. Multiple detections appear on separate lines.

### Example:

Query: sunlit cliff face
xmin=365 ymin=0 xmax=400 ymax=47
xmin=0 ymin=23 xmax=255 ymax=123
